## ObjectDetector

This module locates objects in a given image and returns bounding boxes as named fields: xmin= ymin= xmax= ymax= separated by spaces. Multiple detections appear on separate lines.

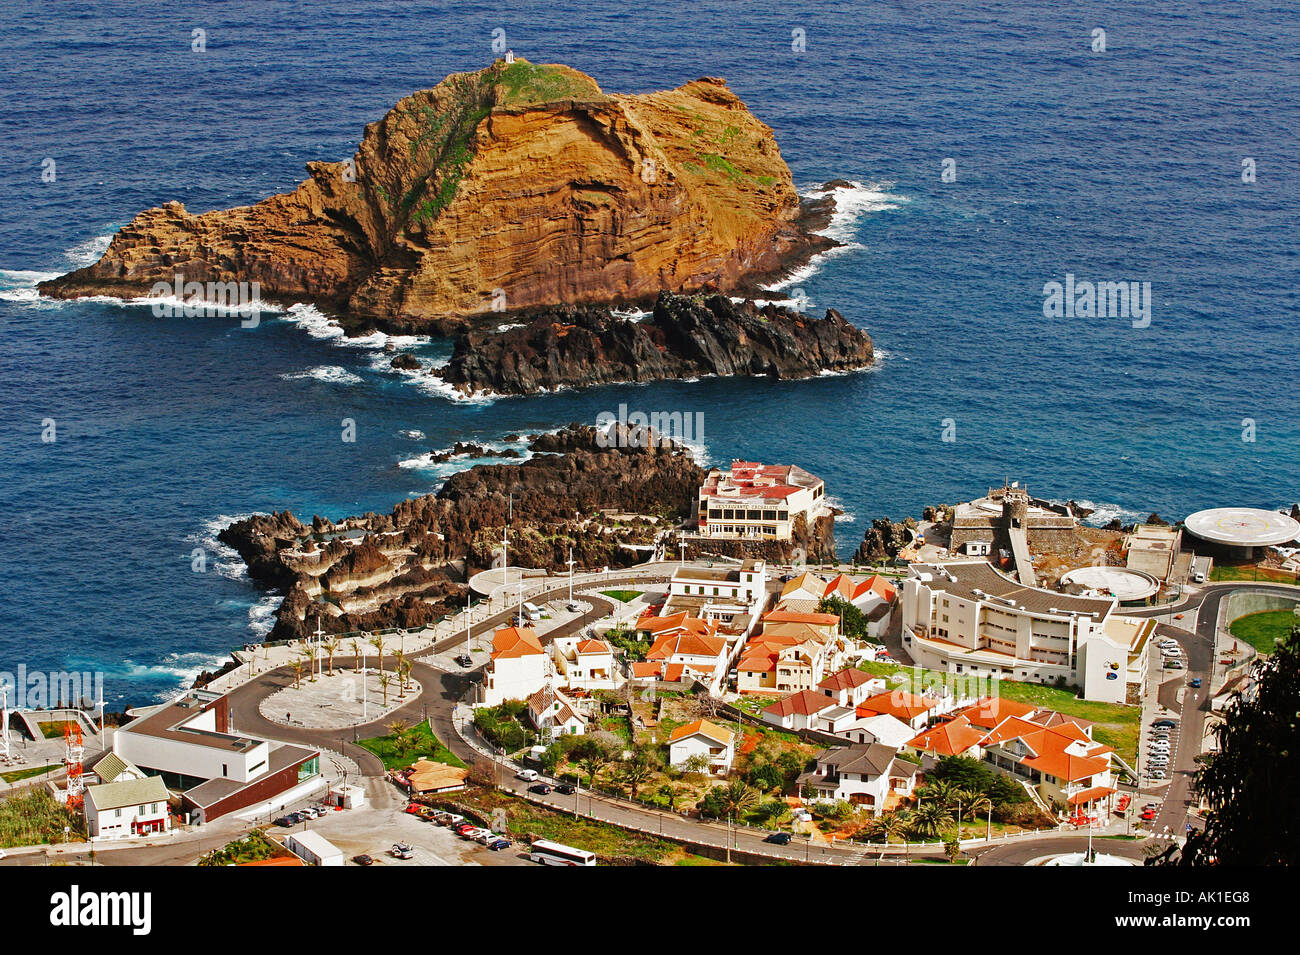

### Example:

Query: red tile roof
xmin=763 ymin=690 xmax=837 ymax=719
xmin=668 ymin=719 xmax=734 ymax=747
xmin=905 ymin=715 xmax=985 ymax=757
xmin=855 ymin=690 xmax=941 ymax=721
xmin=491 ymin=626 xmax=544 ymax=659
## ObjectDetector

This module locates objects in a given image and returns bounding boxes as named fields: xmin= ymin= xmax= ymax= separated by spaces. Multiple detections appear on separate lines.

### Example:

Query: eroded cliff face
xmin=40 ymin=60 xmax=830 ymax=327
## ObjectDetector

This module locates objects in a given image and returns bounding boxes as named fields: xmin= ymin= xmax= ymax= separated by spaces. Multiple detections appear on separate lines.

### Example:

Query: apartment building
xmin=697 ymin=461 xmax=828 ymax=541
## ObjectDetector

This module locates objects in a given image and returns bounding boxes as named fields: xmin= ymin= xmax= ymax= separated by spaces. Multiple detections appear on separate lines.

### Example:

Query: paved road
xmin=970 ymin=833 xmax=1152 ymax=866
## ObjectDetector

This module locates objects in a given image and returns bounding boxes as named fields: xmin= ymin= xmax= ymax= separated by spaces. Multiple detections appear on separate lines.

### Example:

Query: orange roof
xmin=823 ymin=574 xmax=857 ymax=601
xmin=978 ymin=716 xmax=1113 ymax=782
xmin=854 ymin=574 xmax=896 ymax=603
xmin=763 ymin=690 xmax=837 ymax=718
xmin=668 ymin=719 xmax=734 ymax=747
xmin=1067 ymin=785 xmax=1116 ymax=806
xmin=491 ymin=626 xmax=543 ymax=659
xmin=630 ymin=661 xmax=662 ymax=679
xmin=906 ymin=716 xmax=985 ymax=757
xmin=952 ymin=697 xmax=1038 ymax=729
xmin=638 ymin=612 xmax=716 ymax=638
xmin=856 ymin=690 xmax=940 ymax=721
xmin=736 ymin=651 xmax=777 ymax=672
xmin=762 ymin=609 xmax=839 ymax=626
xmin=818 ymin=668 xmax=873 ymax=692
xmin=239 ymin=856 xmax=304 ymax=866
xmin=576 ymin=639 xmax=610 ymax=654
xmin=646 ymin=629 xmax=726 ymax=661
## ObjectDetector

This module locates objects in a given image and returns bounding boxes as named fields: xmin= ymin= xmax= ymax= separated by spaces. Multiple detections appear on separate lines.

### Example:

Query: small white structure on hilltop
xmin=505 ymin=49 xmax=515 ymax=64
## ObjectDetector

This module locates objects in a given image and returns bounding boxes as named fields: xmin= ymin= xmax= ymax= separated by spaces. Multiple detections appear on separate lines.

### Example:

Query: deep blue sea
xmin=1 ymin=0 xmax=1297 ymax=706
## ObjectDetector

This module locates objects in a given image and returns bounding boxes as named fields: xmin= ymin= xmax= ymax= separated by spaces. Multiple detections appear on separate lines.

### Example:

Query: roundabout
xmin=259 ymin=666 xmax=423 ymax=730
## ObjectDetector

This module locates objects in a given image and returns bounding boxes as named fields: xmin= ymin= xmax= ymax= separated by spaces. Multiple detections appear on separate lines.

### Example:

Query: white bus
xmin=523 ymin=601 xmax=544 ymax=621
xmin=529 ymin=839 xmax=597 ymax=866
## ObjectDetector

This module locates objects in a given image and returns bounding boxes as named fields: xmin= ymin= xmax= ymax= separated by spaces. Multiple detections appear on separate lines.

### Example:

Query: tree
xmin=386 ymin=718 xmax=409 ymax=740
xmin=909 ymin=800 xmax=954 ymax=839
xmin=369 ymin=633 xmax=386 ymax=681
xmin=351 ymin=637 xmax=363 ymax=669
xmin=706 ymin=780 xmax=760 ymax=821
xmin=616 ymin=749 xmax=657 ymax=800
xmin=378 ymin=672 xmax=392 ymax=707
xmin=578 ymin=750 xmax=609 ymax=788
xmin=753 ymin=799 xmax=792 ymax=829
xmin=923 ymin=780 xmax=960 ymax=811
xmin=874 ymin=810 xmax=911 ymax=856
xmin=289 ymin=658 xmax=304 ymax=690
xmin=944 ymin=839 xmax=962 ymax=863
xmin=1174 ymin=627 xmax=1300 ymax=866
xmin=323 ymin=637 xmax=339 ymax=676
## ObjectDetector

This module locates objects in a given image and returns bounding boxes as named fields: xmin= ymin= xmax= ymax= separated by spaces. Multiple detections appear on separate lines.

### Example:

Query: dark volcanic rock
xmin=855 ymin=516 xmax=917 ymax=562
xmin=390 ymin=353 xmax=421 ymax=371
xmin=441 ymin=291 xmax=874 ymax=395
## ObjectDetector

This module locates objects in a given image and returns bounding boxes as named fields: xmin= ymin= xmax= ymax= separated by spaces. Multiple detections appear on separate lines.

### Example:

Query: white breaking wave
xmin=65 ymin=233 xmax=113 ymax=268
xmin=399 ymin=429 xmax=426 ymax=440
xmin=185 ymin=513 xmax=256 ymax=580
xmin=247 ymin=594 xmax=284 ymax=640
xmin=762 ymin=179 xmax=910 ymax=291
xmin=1058 ymin=499 xmax=1148 ymax=528
xmin=280 ymin=365 xmax=364 ymax=386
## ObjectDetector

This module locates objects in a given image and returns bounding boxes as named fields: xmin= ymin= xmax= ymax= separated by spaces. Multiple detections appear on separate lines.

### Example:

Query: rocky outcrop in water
xmin=219 ymin=426 xmax=705 ymax=641
xmin=441 ymin=291 xmax=874 ymax=395
xmin=39 ymin=60 xmax=834 ymax=330
xmin=855 ymin=517 xmax=917 ymax=562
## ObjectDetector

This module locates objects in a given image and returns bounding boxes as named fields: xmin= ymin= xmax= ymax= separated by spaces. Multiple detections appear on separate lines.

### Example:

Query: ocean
xmin=1 ymin=0 xmax=1296 ymax=706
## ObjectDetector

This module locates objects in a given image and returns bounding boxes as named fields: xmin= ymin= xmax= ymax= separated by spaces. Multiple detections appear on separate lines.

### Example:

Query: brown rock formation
xmin=39 ymin=60 xmax=835 ymax=330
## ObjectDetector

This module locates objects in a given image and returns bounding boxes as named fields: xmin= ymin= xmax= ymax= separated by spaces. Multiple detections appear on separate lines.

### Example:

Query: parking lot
xmin=271 ymin=798 xmax=534 ymax=867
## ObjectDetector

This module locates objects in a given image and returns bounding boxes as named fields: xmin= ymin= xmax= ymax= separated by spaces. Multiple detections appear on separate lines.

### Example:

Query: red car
xmin=453 ymin=822 xmax=478 ymax=835
xmin=1140 ymin=810 xmax=1157 ymax=821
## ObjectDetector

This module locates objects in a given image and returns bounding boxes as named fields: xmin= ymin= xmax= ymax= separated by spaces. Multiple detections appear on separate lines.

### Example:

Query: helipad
xmin=1184 ymin=507 xmax=1300 ymax=548
xmin=1060 ymin=566 xmax=1160 ymax=602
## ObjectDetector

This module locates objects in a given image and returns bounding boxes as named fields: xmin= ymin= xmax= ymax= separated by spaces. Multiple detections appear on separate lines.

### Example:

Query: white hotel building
xmin=697 ymin=461 xmax=828 ymax=542
xmin=900 ymin=561 xmax=1153 ymax=703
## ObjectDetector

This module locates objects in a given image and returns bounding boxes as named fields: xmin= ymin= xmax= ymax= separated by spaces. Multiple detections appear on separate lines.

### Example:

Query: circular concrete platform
xmin=467 ymin=565 xmax=544 ymax=597
xmin=1061 ymin=566 xmax=1160 ymax=602
xmin=1184 ymin=507 xmax=1300 ymax=548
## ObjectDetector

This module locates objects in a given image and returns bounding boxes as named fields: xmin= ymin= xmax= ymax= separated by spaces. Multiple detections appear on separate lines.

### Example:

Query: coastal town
xmin=2 ymin=450 xmax=1295 ymax=869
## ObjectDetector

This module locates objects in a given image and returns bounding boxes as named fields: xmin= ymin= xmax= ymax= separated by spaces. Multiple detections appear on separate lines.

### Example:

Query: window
xmin=114 ymin=809 xmax=121 ymax=818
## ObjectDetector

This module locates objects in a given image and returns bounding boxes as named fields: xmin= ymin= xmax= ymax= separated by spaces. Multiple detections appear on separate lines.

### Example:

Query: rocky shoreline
xmin=218 ymin=425 xmax=837 ymax=643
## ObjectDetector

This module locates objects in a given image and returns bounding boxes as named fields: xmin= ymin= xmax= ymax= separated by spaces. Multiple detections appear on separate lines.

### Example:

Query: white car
xmin=1148 ymin=756 xmax=1170 ymax=766
xmin=475 ymin=830 xmax=503 ymax=845
xmin=515 ymin=769 xmax=539 ymax=782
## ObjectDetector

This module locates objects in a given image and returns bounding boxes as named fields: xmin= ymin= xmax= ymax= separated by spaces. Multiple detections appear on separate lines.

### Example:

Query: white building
xmin=550 ymin=635 xmax=618 ymax=690
xmin=84 ymin=775 xmax=170 ymax=841
xmin=285 ymin=829 xmax=344 ymax=866
xmin=526 ymin=684 xmax=586 ymax=740
xmin=797 ymin=743 xmax=919 ymax=814
xmin=480 ymin=626 xmax=550 ymax=707
xmin=664 ymin=559 xmax=767 ymax=634
xmin=697 ymin=461 xmax=828 ymax=541
xmin=112 ymin=689 xmax=321 ymax=825
xmin=667 ymin=719 xmax=735 ymax=774
xmin=900 ymin=561 xmax=1154 ymax=703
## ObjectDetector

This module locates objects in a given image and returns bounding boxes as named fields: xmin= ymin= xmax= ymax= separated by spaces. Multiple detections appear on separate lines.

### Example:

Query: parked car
xmin=488 ymin=838 xmax=513 ymax=851
xmin=1140 ymin=810 xmax=1157 ymax=821
xmin=455 ymin=654 xmax=474 ymax=668
xmin=461 ymin=827 xmax=490 ymax=840
xmin=273 ymin=815 xmax=296 ymax=827
xmin=442 ymin=813 xmax=466 ymax=827
xmin=352 ymin=854 xmax=375 ymax=866
xmin=516 ymin=769 xmax=539 ymax=782
xmin=556 ymin=783 xmax=577 ymax=795
xmin=453 ymin=822 xmax=478 ymax=836
xmin=1164 ymin=660 xmax=1185 ymax=669
xmin=475 ymin=830 xmax=502 ymax=845
xmin=764 ymin=832 xmax=792 ymax=845
xmin=1152 ymin=719 xmax=1178 ymax=729
xmin=528 ymin=783 xmax=553 ymax=795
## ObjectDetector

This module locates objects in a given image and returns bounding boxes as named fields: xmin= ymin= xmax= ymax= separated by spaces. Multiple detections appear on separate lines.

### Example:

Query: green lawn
xmin=600 ymin=589 xmax=643 ymax=603
xmin=36 ymin=720 xmax=77 ymax=740
xmin=1211 ymin=563 xmax=1299 ymax=584
xmin=0 ymin=764 xmax=60 ymax=784
xmin=857 ymin=660 xmax=1140 ymax=765
xmin=0 ymin=788 xmax=84 ymax=848
xmin=1229 ymin=609 xmax=1297 ymax=656
xmin=357 ymin=722 xmax=466 ymax=771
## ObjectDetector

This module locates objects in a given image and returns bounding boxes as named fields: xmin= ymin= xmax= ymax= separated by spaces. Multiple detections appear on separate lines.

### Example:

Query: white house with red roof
xmin=550 ymin=634 xmax=619 ymax=690
xmin=817 ymin=667 xmax=885 ymax=707
xmin=526 ymin=685 xmax=587 ymax=740
xmin=480 ymin=626 xmax=550 ymax=707
xmin=628 ymin=614 xmax=730 ymax=690
xmin=667 ymin=719 xmax=735 ymax=774
xmin=760 ymin=689 xmax=838 ymax=731
xmin=696 ymin=460 xmax=829 ymax=542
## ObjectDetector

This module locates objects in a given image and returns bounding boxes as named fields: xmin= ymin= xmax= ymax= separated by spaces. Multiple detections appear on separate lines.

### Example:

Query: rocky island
xmin=441 ymin=291 xmax=874 ymax=396
xmin=39 ymin=59 xmax=841 ymax=333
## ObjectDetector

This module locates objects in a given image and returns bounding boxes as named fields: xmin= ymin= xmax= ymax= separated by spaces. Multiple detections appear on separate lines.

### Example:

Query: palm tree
xmin=322 ymin=637 xmax=339 ymax=676
xmin=716 ymin=780 xmax=760 ymax=820
xmin=369 ymin=633 xmax=386 ymax=681
xmin=350 ymin=637 xmax=362 ymax=669
xmin=300 ymin=644 xmax=319 ymax=682
xmin=924 ymin=780 xmax=960 ymax=811
xmin=909 ymin=800 xmax=954 ymax=840
xmin=657 ymin=784 xmax=682 ymax=812
xmin=960 ymin=791 xmax=993 ymax=839
xmin=876 ymin=809 xmax=912 ymax=860
xmin=387 ymin=718 xmax=409 ymax=740
xmin=289 ymin=657 xmax=306 ymax=690
xmin=578 ymin=752 xmax=607 ymax=788
xmin=617 ymin=757 xmax=655 ymax=801
xmin=378 ymin=671 xmax=392 ymax=707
